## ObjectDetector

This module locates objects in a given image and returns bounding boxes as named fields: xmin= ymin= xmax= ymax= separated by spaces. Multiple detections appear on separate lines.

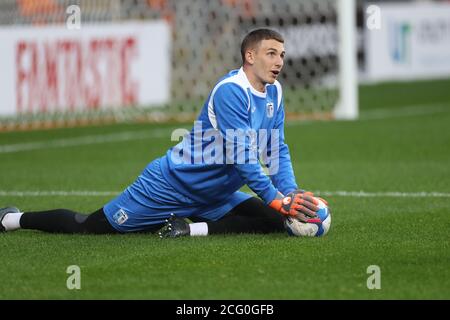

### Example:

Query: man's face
xmin=250 ymin=39 xmax=285 ymax=85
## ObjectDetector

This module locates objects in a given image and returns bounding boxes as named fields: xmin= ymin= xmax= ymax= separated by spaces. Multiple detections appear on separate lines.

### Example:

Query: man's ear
xmin=245 ymin=49 xmax=255 ymax=65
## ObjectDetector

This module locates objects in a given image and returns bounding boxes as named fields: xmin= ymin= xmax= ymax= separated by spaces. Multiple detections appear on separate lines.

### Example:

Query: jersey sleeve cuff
xmin=262 ymin=186 xmax=280 ymax=205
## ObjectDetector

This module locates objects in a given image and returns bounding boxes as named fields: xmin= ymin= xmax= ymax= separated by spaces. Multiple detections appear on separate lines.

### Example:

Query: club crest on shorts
xmin=266 ymin=102 xmax=274 ymax=118
xmin=113 ymin=208 xmax=128 ymax=225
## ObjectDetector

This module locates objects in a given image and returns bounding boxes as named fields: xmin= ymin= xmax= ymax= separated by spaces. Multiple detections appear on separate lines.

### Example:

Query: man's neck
xmin=243 ymin=66 xmax=266 ymax=93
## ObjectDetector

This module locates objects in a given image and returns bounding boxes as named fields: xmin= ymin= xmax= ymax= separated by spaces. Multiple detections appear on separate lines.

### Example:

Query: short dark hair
xmin=240 ymin=28 xmax=284 ymax=64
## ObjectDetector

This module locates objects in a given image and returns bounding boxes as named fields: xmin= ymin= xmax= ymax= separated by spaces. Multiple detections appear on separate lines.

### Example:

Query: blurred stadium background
xmin=0 ymin=0 xmax=369 ymax=129
xmin=0 ymin=0 xmax=449 ymax=128
xmin=0 ymin=0 xmax=449 ymax=299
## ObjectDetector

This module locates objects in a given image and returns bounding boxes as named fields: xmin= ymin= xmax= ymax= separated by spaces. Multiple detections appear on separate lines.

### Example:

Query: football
xmin=284 ymin=198 xmax=331 ymax=237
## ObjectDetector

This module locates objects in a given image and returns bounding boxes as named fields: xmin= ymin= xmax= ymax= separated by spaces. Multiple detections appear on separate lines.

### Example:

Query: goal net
xmin=0 ymin=0 xmax=357 ymax=130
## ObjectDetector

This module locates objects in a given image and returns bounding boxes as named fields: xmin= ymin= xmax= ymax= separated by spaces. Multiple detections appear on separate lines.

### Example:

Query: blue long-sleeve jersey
xmin=159 ymin=67 xmax=298 ymax=205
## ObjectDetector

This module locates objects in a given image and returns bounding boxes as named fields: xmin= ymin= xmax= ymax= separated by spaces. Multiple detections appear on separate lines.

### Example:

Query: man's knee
xmin=74 ymin=213 xmax=89 ymax=224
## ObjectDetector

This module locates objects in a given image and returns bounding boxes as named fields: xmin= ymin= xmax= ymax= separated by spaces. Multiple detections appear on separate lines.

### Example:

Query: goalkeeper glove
xmin=269 ymin=190 xmax=320 ymax=223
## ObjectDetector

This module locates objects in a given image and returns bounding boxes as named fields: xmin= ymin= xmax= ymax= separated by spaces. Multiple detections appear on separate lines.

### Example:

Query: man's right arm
xmin=212 ymin=83 xmax=319 ymax=221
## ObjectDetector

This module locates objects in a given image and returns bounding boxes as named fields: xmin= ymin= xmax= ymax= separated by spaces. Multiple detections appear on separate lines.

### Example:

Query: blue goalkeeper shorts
xmin=103 ymin=158 xmax=251 ymax=232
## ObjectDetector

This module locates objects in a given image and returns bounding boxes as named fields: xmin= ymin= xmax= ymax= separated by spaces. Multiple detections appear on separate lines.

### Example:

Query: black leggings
xmin=193 ymin=197 xmax=285 ymax=234
xmin=20 ymin=208 xmax=119 ymax=234
xmin=20 ymin=197 xmax=285 ymax=235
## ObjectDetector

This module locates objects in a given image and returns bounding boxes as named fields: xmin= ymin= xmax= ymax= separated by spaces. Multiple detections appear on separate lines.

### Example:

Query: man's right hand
xmin=269 ymin=190 xmax=320 ymax=223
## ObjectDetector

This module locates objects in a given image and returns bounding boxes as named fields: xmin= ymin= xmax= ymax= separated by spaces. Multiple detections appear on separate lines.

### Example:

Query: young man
xmin=0 ymin=29 xmax=323 ymax=237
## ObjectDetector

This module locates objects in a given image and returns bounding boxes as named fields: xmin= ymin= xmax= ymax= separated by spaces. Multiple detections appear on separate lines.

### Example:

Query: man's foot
xmin=158 ymin=214 xmax=190 ymax=238
xmin=0 ymin=207 xmax=21 ymax=232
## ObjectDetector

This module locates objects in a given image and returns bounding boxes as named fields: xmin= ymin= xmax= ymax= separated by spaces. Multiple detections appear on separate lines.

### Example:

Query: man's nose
xmin=276 ymin=57 xmax=283 ymax=68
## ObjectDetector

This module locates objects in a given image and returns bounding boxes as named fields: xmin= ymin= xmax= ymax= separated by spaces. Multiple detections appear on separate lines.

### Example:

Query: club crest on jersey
xmin=266 ymin=102 xmax=274 ymax=118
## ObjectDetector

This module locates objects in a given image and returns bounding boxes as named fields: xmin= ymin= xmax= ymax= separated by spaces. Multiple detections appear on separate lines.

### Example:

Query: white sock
xmin=189 ymin=222 xmax=208 ymax=236
xmin=2 ymin=212 xmax=23 ymax=231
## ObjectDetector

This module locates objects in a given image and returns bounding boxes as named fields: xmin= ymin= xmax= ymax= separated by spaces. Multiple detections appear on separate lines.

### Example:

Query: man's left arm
xmin=265 ymin=99 xmax=298 ymax=195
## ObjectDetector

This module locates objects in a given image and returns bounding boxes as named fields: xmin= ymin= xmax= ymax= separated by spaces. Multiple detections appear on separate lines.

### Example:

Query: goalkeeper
xmin=0 ymin=29 xmax=324 ymax=236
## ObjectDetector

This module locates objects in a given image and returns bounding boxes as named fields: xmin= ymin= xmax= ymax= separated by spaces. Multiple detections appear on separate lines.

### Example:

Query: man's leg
xmin=1 ymin=207 xmax=119 ymax=234
xmin=160 ymin=197 xmax=286 ymax=237
xmin=205 ymin=197 xmax=285 ymax=234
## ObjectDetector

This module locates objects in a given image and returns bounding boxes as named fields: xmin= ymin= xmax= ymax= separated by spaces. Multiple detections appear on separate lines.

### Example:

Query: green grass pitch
xmin=0 ymin=79 xmax=449 ymax=299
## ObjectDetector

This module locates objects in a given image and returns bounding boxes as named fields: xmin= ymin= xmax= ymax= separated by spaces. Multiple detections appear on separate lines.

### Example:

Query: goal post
xmin=334 ymin=0 xmax=358 ymax=120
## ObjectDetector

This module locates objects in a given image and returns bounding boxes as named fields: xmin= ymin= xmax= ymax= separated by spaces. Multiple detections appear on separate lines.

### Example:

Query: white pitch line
xmin=0 ymin=190 xmax=449 ymax=198
xmin=2 ymin=104 xmax=448 ymax=153
xmin=0 ymin=128 xmax=175 ymax=154
xmin=285 ymin=103 xmax=450 ymax=127
xmin=0 ymin=191 xmax=119 ymax=197
xmin=316 ymin=191 xmax=450 ymax=198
